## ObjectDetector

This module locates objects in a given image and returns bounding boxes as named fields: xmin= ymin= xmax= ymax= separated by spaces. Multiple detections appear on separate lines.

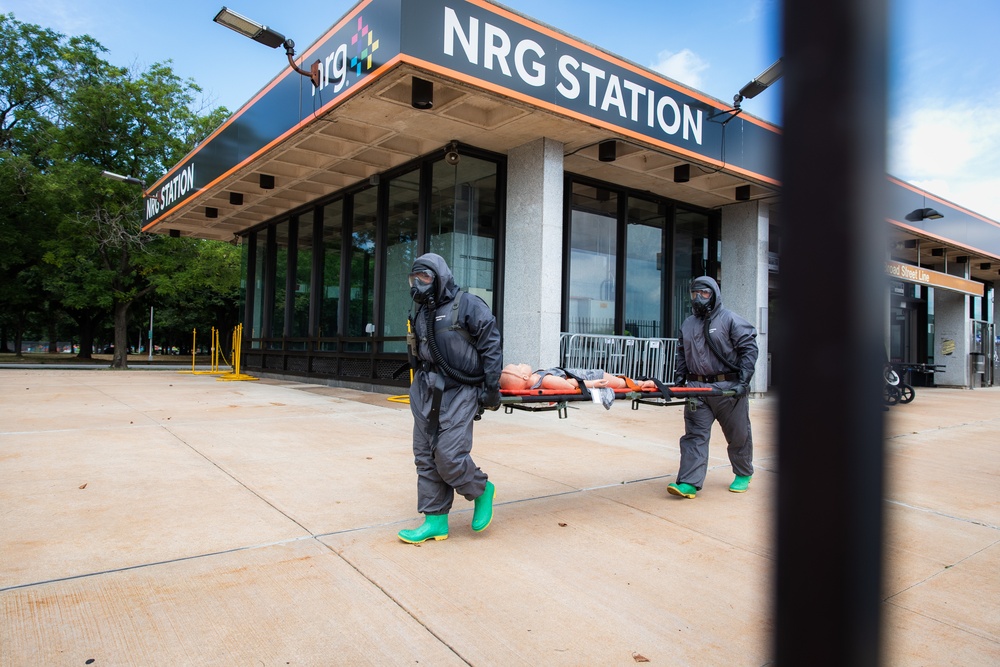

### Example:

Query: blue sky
xmin=3 ymin=0 xmax=998 ymax=222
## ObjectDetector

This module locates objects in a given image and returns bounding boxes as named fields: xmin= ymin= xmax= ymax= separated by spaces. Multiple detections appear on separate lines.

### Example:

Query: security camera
xmin=444 ymin=141 xmax=460 ymax=165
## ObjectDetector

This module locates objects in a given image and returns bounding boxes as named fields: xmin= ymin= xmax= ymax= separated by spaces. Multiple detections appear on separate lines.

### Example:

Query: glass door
xmin=567 ymin=182 xmax=618 ymax=334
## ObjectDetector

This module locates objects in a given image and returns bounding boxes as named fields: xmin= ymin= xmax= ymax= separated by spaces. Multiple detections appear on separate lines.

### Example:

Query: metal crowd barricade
xmin=559 ymin=333 xmax=678 ymax=383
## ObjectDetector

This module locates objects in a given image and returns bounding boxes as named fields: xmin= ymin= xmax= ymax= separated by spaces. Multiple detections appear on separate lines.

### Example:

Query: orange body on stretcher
xmin=498 ymin=363 xmax=658 ymax=394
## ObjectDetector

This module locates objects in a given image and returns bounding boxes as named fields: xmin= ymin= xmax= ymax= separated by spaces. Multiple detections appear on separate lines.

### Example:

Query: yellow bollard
xmin=180 ymin=326 xmax=227 ymax=375
xmin=218 ymin=323 xmax=258 ymax=381
xmin=387 ymin=318 xmax=413 ymax=404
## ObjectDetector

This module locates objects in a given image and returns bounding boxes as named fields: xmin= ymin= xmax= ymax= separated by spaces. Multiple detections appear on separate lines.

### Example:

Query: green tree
xmin=147 ymin=237 xmax=242 ymax=353
xmin=0 ymin=15 xmax=84 ymax=354
xmin=1 ymin=14 xmax=232 ymax=365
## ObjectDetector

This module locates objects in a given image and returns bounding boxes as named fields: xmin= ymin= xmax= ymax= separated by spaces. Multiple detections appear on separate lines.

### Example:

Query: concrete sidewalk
xmin=1 ymin=369 xmax=997 ymax=665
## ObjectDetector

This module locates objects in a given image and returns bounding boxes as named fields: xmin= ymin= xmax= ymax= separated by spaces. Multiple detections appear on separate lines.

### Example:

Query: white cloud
xmin=650 ymin=48 xmax=709 ymax=90
xmin=888 ymin=96 xmax=1000 ymax=222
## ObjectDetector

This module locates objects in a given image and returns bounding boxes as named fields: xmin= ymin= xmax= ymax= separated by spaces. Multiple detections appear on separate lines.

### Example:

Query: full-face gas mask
xmin=690 ymin=282 xmax=715 ymax=318
xmin=408 ymin=268 xmax=436 ymax=304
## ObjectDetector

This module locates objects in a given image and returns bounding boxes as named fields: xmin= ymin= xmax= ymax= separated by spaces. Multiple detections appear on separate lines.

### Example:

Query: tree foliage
xmin=0 ymin=13 xmax=239 ymax=364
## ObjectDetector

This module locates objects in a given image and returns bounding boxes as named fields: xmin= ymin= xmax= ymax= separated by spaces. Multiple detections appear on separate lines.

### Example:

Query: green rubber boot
xmin=471 ymin=481 xmax=496 ymax=532
xmin=729 ymin=475 xmax=752 ymax=493
xmin=397 ymin=513 xmax=449 ymax=544
xmin=667 ymin=482 xmax=697 ymax=498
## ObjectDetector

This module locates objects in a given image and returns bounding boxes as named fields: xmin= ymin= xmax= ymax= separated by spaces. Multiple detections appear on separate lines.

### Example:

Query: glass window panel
xmin=348 ymin=187 xmax=377 ymax=349
xmin=429 ymin=156 xmax=498 ymax=310
xmin=625 ymin=197 xmax=665 ymax=338
xmin=568 ymin=183 xmax=618 ymax=334
xmin=250 ymin=232 xmax=266 ymax=348
xmin=384 ymin=169 xmax=421 ymax=353
xmin=319 ymin=200 xmax=342 ymax=350
xmin=672 ymin=208 xmax=710 ymax=335
xmin=289 ymin=210 xmax=314 ymax=345
xmin=270 ymin=220 xmax=289 ymax=346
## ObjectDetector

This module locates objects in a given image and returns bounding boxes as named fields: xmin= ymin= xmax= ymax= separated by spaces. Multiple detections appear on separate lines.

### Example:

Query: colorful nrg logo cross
xmin=350 ymin=16 xmax=379 ymax=75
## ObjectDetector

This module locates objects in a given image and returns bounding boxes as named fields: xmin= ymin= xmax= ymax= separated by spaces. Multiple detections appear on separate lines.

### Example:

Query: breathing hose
xmin=423 ymin=298 xmax=486 ymax=385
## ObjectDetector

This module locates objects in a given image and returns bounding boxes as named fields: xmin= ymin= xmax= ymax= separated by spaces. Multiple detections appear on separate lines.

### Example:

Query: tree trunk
xmin=47 ymin=318 xmax=58 ymax=354
xmin=0 ymin=324 xmax=10 ymax=353
xmin=111 ymin=300 xmax=130 ymax=369
xmin=72 ymin=311 xmax=97 ymax=359
xmin=13 ymin=323 xmax=24 ymax=357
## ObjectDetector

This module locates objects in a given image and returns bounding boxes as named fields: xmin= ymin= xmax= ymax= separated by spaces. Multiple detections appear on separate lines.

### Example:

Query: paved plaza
xmin=1 ymin=368 xmax=997 ymax=665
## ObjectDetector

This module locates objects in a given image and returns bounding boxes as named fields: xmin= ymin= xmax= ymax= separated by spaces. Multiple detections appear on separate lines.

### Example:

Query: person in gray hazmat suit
xmin=667 ymin=275 xmax=759 ymax=498
xmin=398 ymin=253 xmax=503 ymax=544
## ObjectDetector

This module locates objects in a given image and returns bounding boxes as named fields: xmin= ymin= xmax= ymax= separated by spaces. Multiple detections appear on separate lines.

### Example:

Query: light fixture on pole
xmin=213 ymin=7 xmax=321 ymax=89
xmin=101 ymin=170 xmax=145 ymax=187
xmin=904 ymin=207 xmax=943 ymax=222
xmin=733 ymin=58 xmax=783 ymax=109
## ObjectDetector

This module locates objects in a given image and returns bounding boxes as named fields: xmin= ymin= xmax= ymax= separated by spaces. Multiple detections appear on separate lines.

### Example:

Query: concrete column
xmin=933 ymin=289 xmax=971 ymax=387
xmin=503 ymin=138 xmax=564 ymax=369
xmin=720 ymin=201 xmax=770 ymax=394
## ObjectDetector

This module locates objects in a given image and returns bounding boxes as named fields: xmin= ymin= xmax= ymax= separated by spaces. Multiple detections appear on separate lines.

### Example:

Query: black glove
xmin=480 ymin=372 xmax=501 ymax=411
xmin=733 ymin=369 xmax=752 ymax=397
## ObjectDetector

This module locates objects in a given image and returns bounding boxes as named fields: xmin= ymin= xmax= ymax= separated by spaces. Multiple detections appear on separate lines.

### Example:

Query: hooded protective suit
xmin=673 ymin=276 xmax=758 ymax=490
xmin=408 ymin=253 xmax=503 ymax=515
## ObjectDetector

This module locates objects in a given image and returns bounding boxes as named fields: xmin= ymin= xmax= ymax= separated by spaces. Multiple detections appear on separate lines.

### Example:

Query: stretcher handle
xmin=499 ymin=387 xmax=735 ymax=404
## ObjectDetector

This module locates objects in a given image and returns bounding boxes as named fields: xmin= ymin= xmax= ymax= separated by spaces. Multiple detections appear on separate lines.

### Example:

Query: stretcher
xmin=499 ymin=377 xmax=737 ymax=419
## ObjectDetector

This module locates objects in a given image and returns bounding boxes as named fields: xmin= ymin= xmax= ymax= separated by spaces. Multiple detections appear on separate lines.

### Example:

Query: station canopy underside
xmin=149 ymin=63 xmax=776 ymax=243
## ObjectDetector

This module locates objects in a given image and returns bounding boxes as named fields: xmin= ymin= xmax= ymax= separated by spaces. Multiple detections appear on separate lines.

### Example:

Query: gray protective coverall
xmin=674 ymin=276 xmax=759 ymax=489
xmin=408 ymin=253 xmax=503 ymax=515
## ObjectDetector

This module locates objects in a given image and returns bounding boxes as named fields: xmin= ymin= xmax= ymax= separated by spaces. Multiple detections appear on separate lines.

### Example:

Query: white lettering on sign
xmin=885 ymin=261 xmax=931 ymax=284
xmin=313 ymin=15 xmax=380 ymax=97
xmin=146 ymin=164 xmax=195 ymax=218
xmin=323 ymin=44 xmax=349 ymax=95
xmin=443 ymin=6 xmax=703 ymax=145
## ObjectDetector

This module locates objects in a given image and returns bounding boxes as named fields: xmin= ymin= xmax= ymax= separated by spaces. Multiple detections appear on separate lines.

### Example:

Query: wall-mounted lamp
xmin=213 ymin=7 xmax=320 ymax=88
xmin=598 ymin=140 xmax=617 ymax=162
xmin=931 ymin=248 xmax=944 ymax=257
xmin=955 ymin=255 xmax=969 ymax=264
xmin=905 ymin=208 xmax=943 ymax=221
xmin=735 ymin=185 xmax=751 ymax=201
xmin=411 ymin=77 xmax=433 ymax=109
xmin=902 ymin=239 xmax=917 ymax=249
xmin=259 ymin=174 xmax=275 ymax=190
xmin=673 ymin=164 xmax=690 ymax=183
xmin=444 ymin=141 xmax=460 ymax=165
xmin=169 ymin=229 xmax=181 ymax=238
xmin=229 ymin=192 xmax=244 ymax=205
xmin=100 ymin=170 xmax=144 ymax=187
xmin=733 ymin=58 xmax=783 ymax=108
xmin=979 ymin=262 xmax=991 ymax=270
xmin=205 ymin=207 xmax=218 ymax=219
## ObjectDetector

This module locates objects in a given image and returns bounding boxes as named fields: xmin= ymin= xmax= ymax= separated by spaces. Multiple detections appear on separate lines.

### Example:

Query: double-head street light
xmin=213 ymin=7 xmax=321 ymax=88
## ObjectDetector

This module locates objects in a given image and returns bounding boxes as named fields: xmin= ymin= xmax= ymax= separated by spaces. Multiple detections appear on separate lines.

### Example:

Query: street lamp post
xmin=101 ymin=170 xmax=145 ymax=187
xmin=212 ymin=7 xmax=321 ymax=88
xmin=100 ymin=169 xmax=148 ymax=366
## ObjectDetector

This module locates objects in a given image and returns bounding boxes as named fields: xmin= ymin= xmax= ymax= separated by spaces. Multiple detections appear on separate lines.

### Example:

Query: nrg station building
xmin=143 ymin=0 xmax=999 ymax=392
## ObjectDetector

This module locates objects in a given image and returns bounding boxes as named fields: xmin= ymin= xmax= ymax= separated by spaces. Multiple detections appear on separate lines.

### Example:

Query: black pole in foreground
xmin=775 ymin=1 xmax=888 ymax=665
